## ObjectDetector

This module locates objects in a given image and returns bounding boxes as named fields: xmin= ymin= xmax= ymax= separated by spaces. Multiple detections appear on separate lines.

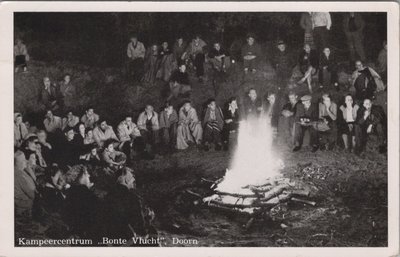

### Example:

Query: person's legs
xmin=293 ymin=123 xmax=305 ymax=150
xmin=213 ymin=129 xmax=222 ymax=150
xmin=176 ymin=124 xmax=189 ymax=150
xmin=243 ymin=59 xmax=250 ymax=72
xmin=353 ymin=31 xmax=366 ymax=62
xmin=191 ymin=123 xmax=203 ymax=145
xmin=354 ymin=124 xmax=366 ymax=153
xmin=347 ymin=33 xmax=357 ymax=62
xmin=342 ymin=134 xmax=349 ymax=149
xmin=169 ymin=124 xmax=177 ymax=148
xmin=375 ymin=123 xmax=387 ymax=152
xmin=308 ymin=126 xmax=319 ymax=150
xmin=194 ymin=53 xmax=205 ymax=77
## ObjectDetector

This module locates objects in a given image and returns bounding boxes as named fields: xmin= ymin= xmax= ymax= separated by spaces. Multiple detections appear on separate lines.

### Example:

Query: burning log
xmin=261 ymin=192 xmax=292 ymax=205
xmin=259 ymin=184 xmax=288 ymax=202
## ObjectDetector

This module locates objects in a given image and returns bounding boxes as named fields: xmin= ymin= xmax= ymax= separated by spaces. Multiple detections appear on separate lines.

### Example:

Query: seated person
xmin=14 ymin=150 xmax=37 ymax=217
xmin=355 ymin=98 xmax=387 ymax=154
xmin=64 ymin=166 xmax=97 ymax=237
xmin=222 ymin=97 xmax=240 ymax=150
xmin=94 ymin=168 xmax=152 ymax=242
xmin=84 ymin=127 xmax=95 ymax=145
xmin=208 ymin=42 xmax=230 ymax=73
xmin=117 ymin=116 xmax=142 ymax=159
xmin=137 ymin=105 xmax=159 ymax=152
xmin=39 ymin=76 xmax=62 ymax=113
xmin=74 ymin=122 xmax=87 ymax=147
xmin=81 ymin=107 xmax=100 ymax=129
xmin=264 ymin=91 xmax=281 ymax=132
xmin=39 ymin=164 xmax=68 ymax=213
xmin=168 ymin=63 xmax=191 ymax=101
xmin=278 ymin=92 xmax=300 ymax=146
xmin=293 ymin=95 xmax=319 ymax=152
xmin=14 ymin=112 xmax=28 ymax=148
xmin=102 ymin=139 xmax=127 ymax=173
xmin=244 ymin=88 xmax=263 ymax=119
xmin=297 ymin=43 xmax=319 ymax=93
xmin=159 ymin=102 xmax=178 ymax=148
xmin=36 ymin=129 xmax=53 ymax=164
xmin=93 ymin=119 xmax=119 ymax=149
xmin=202 ymin=99 xmax=224 ymax=151
xmin=62 ymin=111 xmax=80 ymax=130
xmin=185 ymin=34 xmax=207 ymax=80
xmin=338 ymin=94 xmax=359 ymax=152
xmin=54 ymin=127 xmax=80 ymax=168
xmin=176 ymin=101 xmax=203 ymax=150
xmin=79 ymin=145 xmax=101 ymax=167
xmin=59 ymin=74 xmax=76 ymax=110
xmin=241 ymin=34 xmax=262 ymax=73
xmin=351 ymin=60 xmax=383 ymax=102
xmin=317 ymin=93 xmax=338 ymax=150
xmin=43 ymin=110 xmax=62 ymax=134
xmin=271 ymin=40 xmax=295 ymax=89
xmin=318 ymin=47 xmax=338 ymax=89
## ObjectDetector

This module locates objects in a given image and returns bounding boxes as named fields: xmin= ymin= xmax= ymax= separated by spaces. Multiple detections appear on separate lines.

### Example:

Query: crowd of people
xmin=14 ymin=12 xmax=388 ymax=242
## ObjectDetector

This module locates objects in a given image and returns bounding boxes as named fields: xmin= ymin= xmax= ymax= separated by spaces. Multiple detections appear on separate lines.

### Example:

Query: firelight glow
xmin=216 ymin=115 xmax=284 ymax=194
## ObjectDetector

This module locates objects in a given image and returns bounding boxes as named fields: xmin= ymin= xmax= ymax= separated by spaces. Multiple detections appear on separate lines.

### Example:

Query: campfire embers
xmin=202 ymin=177 xmax=316 ymax=216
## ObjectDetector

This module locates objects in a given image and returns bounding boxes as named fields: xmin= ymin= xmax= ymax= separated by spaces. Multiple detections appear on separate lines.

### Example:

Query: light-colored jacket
xmin=81 ymin=113 xmax=99 ymax=129
xmin=137 ymin=111 xmax=159 ymax=131
xmin=14 ymin=122 xmax=28 ymax=147
xmin=117 ymin=121 xmax=141 ymax=142
xmin=351 ymin=66 xmax=385 ymax=92
xmin=93 ymin=125 xmax=119 ymax=148
xmin=62 ymin=115 xmax=80 ymax=130
xmin=102 ymin=149 xmax=126 ymax=166
xmin=127 ymin=41 xmax=146 ymax=60
xmin=311 ymin=12 xmax=331 ymax=29
xmin=339 ymin=104 xmax=359 ymax=122
xmin=43 ymin=116 xmax=62 ymax=133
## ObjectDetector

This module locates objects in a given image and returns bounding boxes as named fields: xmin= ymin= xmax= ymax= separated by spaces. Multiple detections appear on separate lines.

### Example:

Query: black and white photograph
xmin=0 ymin=1 xmax=399 ymax=257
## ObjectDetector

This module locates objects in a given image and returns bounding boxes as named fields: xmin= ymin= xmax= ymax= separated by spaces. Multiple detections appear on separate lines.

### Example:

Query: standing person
xmin=222 ymin=97 xmax=240 ymax=151
xmin=298 ymin=43 xmax=319 ymax=93
xmin=278 ymin=92 xmax=300 ymax=146
xmin=271 ymin=40 xmax=294 ymax=90
xmin=338 ymin=94 xmax=359 ymax=152
xmin=351 ymin=60 xmax=383 ymax=102
xmin=14 ymin=113 xmax=28 ymax=148
xmin=39 ymin=77 xmax=61 ymax=113
xmin=14 ymin=39 xmax=29 ymax=73
xmin=173 ymin=36 xmax=187 ymax=63
xmin=168 ymin=63 xmax=191 ymax=101
xmin=241 ymin=34 xmax=262 ymax=74
xmin=185 ymin=34 xmax=207 ymax=81
xmin=158 ymin=102 xmax=178 ymax=149
xmin=317 ymin=93 xmax=338 ymax=150
xmin=292 ymin=95 xmax=319 ymax=152
xmin=311 ymin=12 xmax=331 ymax=53
xmin=127 ymin=34 xmax=146 ymax=82
xmin=157 ymin=41 xmax=176 ymax=82
xmin=81 ymin=107 xmax=100 ymax=129
xmin=176 ymin=101 xmax=203 ymax=150
xmin=343 ymin=12 xmax=366 ymax=63
xmin=300 ymin=12 xmax=315 ymax=49
xmin=243 ymin=88 xmax=263 ymax=119
xmin=202 ymin=99 xmax=224 ymax=151
xmin=137 ymin=105 xmax=160 ymax=152
xmin=377 ymin=41 xmax=387 ymax=85
xmin=59 ymin=74 xmax=76 ymax=110
xmin=354 ymin=98 xmax=387 ymax=154
xmin=144 ymin=43 xmax=160 ymax=84
xmin=318 ymin=47 xmax=338 ymax=89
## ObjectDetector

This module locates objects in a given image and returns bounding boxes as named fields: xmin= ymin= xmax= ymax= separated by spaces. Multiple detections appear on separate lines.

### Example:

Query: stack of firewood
xmin=202 ymin=177 xmax=316 ymax=215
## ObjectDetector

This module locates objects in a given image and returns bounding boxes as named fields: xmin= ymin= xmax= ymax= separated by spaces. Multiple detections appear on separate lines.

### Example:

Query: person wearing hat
xmin=271 ymin=40 xmax=295 ymax=89
xmin=127 ymin=34 xmax=146 ymax=81
xmin=14 ymin=112 xmax=28 ymax=148
xmin=293 ymin=94 xmax=319 ymax=152
xmin=241 ymin=34 xmax=262 ymax=74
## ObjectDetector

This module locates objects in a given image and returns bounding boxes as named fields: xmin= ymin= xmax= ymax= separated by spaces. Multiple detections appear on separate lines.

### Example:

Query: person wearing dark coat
xmin=241 ymin=34 xmax=262 ymax=73
xmin=354 ymin=98 xmax=387 ymax=154
xmin=293 ymin=95 xmax=319 ymax=152
xmin=168 ymin=63 xmax=191 ymax=101
xmin=63 ymin=167 xmax=97 ymax=237
xmin=55 ymin=127 xmax=80 ymax=169
xmin=159 ymin=103 xmax=178 ymax=148
xmin=278 ymin=92 xmax=300 ymax=146
xmin=343 ymin=12 xmax=366 ymax=62
xmin=264 ymin=92 xmax=281 ymax=130
xmin=318 ymin=47 xmax=338 ymax=89
xmin=39 ymin=165 xmax=67 ymax=213
xmin=243 ymin=88 xmax=263 ymax=119
xmin=222 ymin=97 xmax=240 ymax=150
xmin=298 ymin=44 xmax=319 ymax=93
xmin=271 ymin=41 xmax=294 ymax=89
xmin=352 ymin=60 xmax=378 ymax=102
xmin=202 ymin=99 xmax=224 ymax=151
xmin=39 ymin=77 xmax=62 ymax=114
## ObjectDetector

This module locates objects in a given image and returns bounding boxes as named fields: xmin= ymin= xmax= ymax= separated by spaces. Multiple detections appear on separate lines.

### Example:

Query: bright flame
xmin=216 ymin=115 xmax=283 ymax=194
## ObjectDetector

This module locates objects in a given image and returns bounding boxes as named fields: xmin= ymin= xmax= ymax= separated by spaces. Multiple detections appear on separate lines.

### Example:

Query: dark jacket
xmin=282 ymin=101 xmax=300 ymax=116
xmin=169 ymin=70 xmax=190 ymax=85
xmin=203 ymin=106 xmax=224 ymax=131
xmin=264 ymin=101 xmax=281 ymax=128
xmin=299 ymin=50 xmax=319 ymax=73
xmin=295 ymin=102 xmax=319 ymax=123
xmin=356 ymin=105 xmax=386 ymax=128
xmin=222 ymin=104 xmax=240 ymax=132
xmin=343 ymin=13 xmax=365 ymax=34
xmin=244 ymin=97 xmax=263 ymax=119
xmin=241 ymin=43 xmax=262 ymax=59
